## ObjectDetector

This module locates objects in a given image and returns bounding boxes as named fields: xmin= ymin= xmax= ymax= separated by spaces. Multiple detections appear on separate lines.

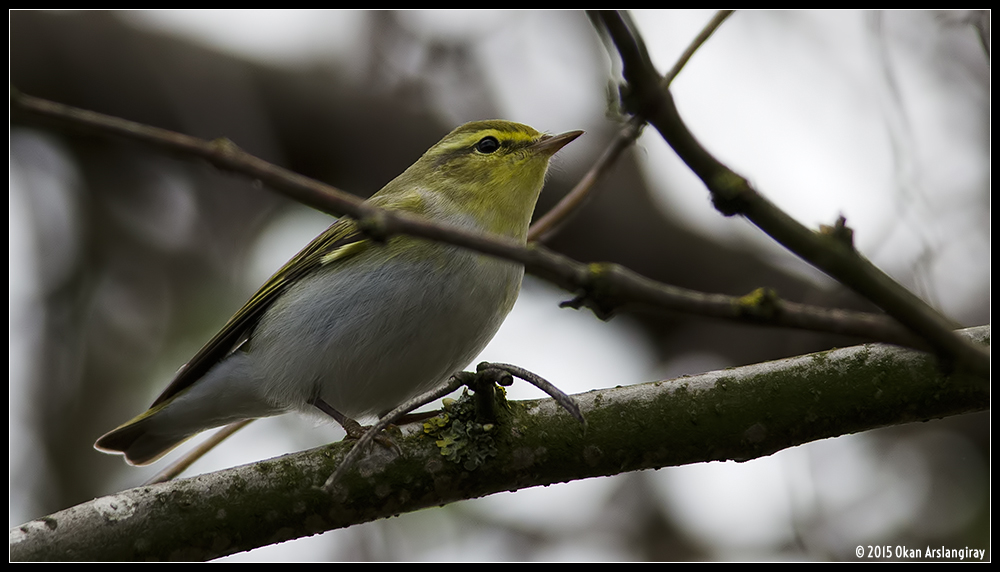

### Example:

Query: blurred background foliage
xmin=9 ymin=10 xmax=989 ymax=561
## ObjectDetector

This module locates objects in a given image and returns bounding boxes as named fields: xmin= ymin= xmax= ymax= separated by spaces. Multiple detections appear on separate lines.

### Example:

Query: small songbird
xmin=95 ymin=120 xmax=582 ymax=465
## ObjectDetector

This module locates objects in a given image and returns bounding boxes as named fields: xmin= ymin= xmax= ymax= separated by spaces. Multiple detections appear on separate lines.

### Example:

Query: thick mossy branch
xmin=11 ymin=327 xmax=988 ymax=562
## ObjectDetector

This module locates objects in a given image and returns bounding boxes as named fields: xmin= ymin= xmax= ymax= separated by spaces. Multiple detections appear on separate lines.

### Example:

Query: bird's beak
xmin=532 ymin=130 xmax=584 ymax=156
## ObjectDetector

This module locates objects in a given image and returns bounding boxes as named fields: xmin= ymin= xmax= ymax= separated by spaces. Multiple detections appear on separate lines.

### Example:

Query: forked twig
xmin=321 ymin=362 xmax=584 ymax=491
xmin=477 ymin=362 xmax=585 ymax=427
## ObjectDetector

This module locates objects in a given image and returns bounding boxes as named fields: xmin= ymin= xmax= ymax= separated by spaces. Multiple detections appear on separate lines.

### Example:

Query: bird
xmin=95 ymin=119 xmax=583 ymax=466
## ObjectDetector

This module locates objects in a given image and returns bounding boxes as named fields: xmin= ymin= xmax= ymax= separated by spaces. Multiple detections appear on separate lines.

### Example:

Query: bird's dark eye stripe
xmin=475 ymin=136 xmax=500 ymax=154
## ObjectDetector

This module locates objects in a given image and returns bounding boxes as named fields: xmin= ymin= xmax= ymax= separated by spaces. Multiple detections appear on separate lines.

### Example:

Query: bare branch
xmin=589 ymin=11 xmax=989 ymax=377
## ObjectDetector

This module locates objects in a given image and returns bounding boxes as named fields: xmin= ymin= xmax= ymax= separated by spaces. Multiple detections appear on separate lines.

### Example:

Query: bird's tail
xmin=94 ymin=397 xmax=198 ymax=466
xmin=94 ymin=353 xmax=277 ymax=465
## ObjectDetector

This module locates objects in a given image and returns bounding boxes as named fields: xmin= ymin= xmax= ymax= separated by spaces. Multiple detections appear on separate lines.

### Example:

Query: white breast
xmin=246 ymin=241 xmax=523 ymax=419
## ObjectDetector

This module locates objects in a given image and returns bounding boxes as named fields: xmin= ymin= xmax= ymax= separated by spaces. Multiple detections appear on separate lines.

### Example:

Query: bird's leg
xmin=308 ymin=396 xmax=366 ymax=439
xmin=308 ymin=397 xmax=397 ymax=450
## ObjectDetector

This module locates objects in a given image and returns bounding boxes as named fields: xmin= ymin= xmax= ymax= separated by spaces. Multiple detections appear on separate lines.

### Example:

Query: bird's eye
xmin=475 ymin=136 xmax=500 ymax=154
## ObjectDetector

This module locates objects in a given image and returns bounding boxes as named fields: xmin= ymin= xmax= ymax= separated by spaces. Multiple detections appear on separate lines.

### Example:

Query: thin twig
xmin=662 ymin=10 xmax=734 ymax=87
xmin=529 ymin=117 xmax=642 ymax=243
xmin=478 ymin=362 xmax=586 ymax=427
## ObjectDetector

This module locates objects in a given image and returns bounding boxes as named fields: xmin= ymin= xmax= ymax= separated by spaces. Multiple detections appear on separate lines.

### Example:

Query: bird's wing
xmin=150 ymin=217 xmax=370 ymax=407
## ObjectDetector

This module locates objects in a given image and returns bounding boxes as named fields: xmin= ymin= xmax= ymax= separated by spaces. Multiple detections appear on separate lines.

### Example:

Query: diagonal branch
xmin=589 ymin=11 xmax=989 ymax=377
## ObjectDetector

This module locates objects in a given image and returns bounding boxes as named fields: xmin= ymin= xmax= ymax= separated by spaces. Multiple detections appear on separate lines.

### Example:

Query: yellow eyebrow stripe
xmin=434 ymin=127 xmax=539 ymax=154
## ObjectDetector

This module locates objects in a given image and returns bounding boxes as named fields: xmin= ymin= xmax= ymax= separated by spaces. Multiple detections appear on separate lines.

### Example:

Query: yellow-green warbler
xmin=95 ymin=120 xmax=583 ymax=465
